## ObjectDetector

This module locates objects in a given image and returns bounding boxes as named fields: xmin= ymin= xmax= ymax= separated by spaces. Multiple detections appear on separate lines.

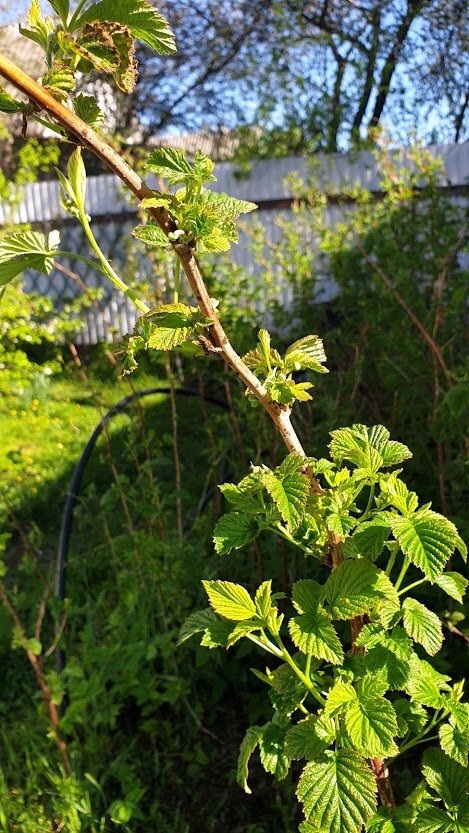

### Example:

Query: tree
xmin=134 ymin=0 xmax=468 ymax=151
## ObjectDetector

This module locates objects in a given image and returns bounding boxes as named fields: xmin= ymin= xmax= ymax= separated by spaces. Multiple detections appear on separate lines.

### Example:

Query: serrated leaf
xmin=202 ymin=580 xmax=257 ymax=621
xmin=262 ymin=469 xmax=309 ymax=531
xmin=422 ymin=748 xmax=469 ymax=809
xmin=77 ymin=0 xmax=176 ymax=54
xmin=202 ymin=190 xmax=257 ymax=219
xmin=289 ymin=612 xmax=344 ymax=664
xmin=435 ymin=572 xmax=468 ymax=604
xmin=326 ymin=512 xmax=355 ymax=539
xmin=225 ymin=619 xmax=261 ymax=647
xmin=200 ymin=617 xmax=234 ymax=649
xmin=439 ymin=721 xmax=469 ymax=767
xmin=269 ymin=663 xmax=306 ymax=714
xmin=133 ymin=303 xmax=211 ymax=352
xmin=380 ymin=473 xmax=418 ymax=516
xmin=259 ymin=720 xmax=290 ymax=780
xmin=345 ymin=693 xmax=399 ymax=757
xmin=277 ymin=454 xmax=310 ymax=477
xmin=237 ymin=725 xmax=263 ymax=794
xmin=297 ymin=750 xmax=377 ymax=833
xmin=402 ymin=597 xmax=443 ymax=656
xmin=0 ymin=86 xmax=25 ymax=113
xmin=285 ymin=715 xmax=333 ymax=760
xmin=133 ymin=223 xmax=170 ymax=247
xmin=364 ymin=645 xmax=410 ymax=691
xmin=284 ymin=335 xmax=329 ymax=374
xmin=343 ymin=520 xmax=390 ymax=561
xmin=406 ymin=655 xmax=451 ymax=708
xmin=74 ymin=94 xmax=104 ymax=127
xmin=414 ymin=807 xmax=454 ymax=833
xmin=177 ymin=608 xmax=219 ymax=645
xmin=329 ymin=425 xmax=411 ymax=474
xmin=393 ymin=699 xmax=428 ymax=737
xmin=213 ymin=512 xmax=260 ymax=555
xmin=323 ymin=560 xmax=396 ymax=620
xmin=291 ymin=580 xmax=323 ymax=614
xmin=324 ymin=681 xmax=357 ymax=717
xmin=219 ymin=482 xmax=262 ymax=515
xmin=254 ymin=580 xmax=272 ymax=619
xmin=42 ymin=62 xmax=75 ymax=100
xmin=0 ymin=230 xmax=60 ymax=286
xmin=389 ymin=510 xmax=459 ymax=580
xmin=145 ymin=147 xmax=196 ymax=184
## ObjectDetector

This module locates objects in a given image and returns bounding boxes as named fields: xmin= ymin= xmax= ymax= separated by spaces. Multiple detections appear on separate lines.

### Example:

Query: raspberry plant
xmin=0 ymin=3 xmax=467 ymax=832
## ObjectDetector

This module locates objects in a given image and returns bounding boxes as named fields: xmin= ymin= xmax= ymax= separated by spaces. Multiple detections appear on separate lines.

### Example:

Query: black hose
xmin=55 ymin=386 xmax=228 ymax=673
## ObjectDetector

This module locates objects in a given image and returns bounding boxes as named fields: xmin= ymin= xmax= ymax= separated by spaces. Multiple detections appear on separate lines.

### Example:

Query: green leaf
xmin=262 ymin=469 xmax=310 ymax=531
xmin=219 ymin=482 xmax=262 ymax=515
xmin=435 ymin=572 xmax=468 ymax=604
xmin=0 ymin=230 xmax=60 ymax=286
xmin=414 ymin=807 xmax=454 ymax=833
xmin=345 ymin=693 xmax=398 ymax=757
xmin=200 ymin=617 xmax=234 ymax=649
xmin=0 ymin=86 xmax=25 ymax=114
xmin=213 ymin=512 xmax=260 ymax=555
xmin=202 ymin=190 xmax=257 ymax=219
xmin=291 ymin=580 xmax=323 ymax=614
xmin=255 ymin=580 xmax=273 ymax=619
xmin=236 ymin=725 xmax=263 ymax=794
xmin=73 ymin=94 xmax=104 ymax=127
xmin=379 ymin=473 xmax=418 ymax=516
xmin=402 ymin=597 xmax=443 ymax=656
xmin=67 ymin=148 xmax=87 ymax=213
xmin=42 ymin=62 xmax=76 ymax=100
xmin=324 ymin=681 xmax=357 ymax=717
xmin=285 ymin=715 xmax=333 ymax=760
xmin=269 ymin=663 xmax=306 ymax=715
xmin=343 ymin=520 xmax=390 ymax=560
xmin=284 ymin=335 xmax=329 ymax=374
xmin=323 ymin=560 xmax=397 ymax=620
xmin=439 ymin=720 xmax=469 ymax=767
xmin=393 ymin=699 xmax=428 ymax=736
xmin=177 ymin=608 xmax=219 ymax=645
xmin=25 ymin=638 xmax=42 ymax=656
xmin=297 ymin=750 xmax=377 ymax=833
xmin=389 ymin=509 xmax=459 ymax=580
xmin=326 ymin=512 xmax=355 ymax=539
xmin=259 ymin=719 xmax=290 ymax=780
xmin=422 ymin=748 xmax=469 ymax=809
xmin=132 ymin=223 xmax=170 ymax=248
xmin=145 ymin=147 xmax=197 ymax=185
xmin=329 ymin=424 xmax=411 ymax=474
xmin=289 ymin=611 xmax=344 ymax=664
xmin=49 ymin=0 xmax=69 ymax=23
xmin=364 ymin=648 xmax=410 ymax=691
xmin=406 ymin=655 xmax=451 ymax=708
xmin=268 ymin=378 xmax=313 ymax=404
xmin=131 ymin=303 xmax=211 ymax=352
xmin=77 ymin=0 xmax=176 ymax=54
xmin=202 ymin=580 xmax=257 ymax=621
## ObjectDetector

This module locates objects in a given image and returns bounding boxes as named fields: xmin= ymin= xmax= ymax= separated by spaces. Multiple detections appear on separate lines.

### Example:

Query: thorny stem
xmin=0 ymin=53 xmax=392 ymax=805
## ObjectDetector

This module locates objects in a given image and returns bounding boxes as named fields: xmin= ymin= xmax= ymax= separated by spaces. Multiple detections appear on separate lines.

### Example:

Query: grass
xmin=1 ymin=359 xmax=162 ymax=527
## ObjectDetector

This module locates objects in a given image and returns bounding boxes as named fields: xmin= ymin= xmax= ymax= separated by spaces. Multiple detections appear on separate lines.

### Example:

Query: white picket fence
xmin=1 ymin=143 xmax=467 ymax=343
